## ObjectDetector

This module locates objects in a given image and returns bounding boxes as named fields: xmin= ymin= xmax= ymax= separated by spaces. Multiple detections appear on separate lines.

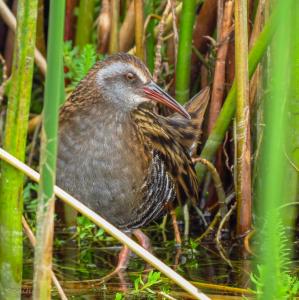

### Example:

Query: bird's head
xmin=92 ymin=53 xmax=190 ymax=118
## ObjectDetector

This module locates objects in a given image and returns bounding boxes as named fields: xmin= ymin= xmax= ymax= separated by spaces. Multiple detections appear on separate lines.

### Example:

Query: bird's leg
xmin=170 ymin=208 xmax=182 ymax=246
xmin=115 ymin=245 xmax=131 ymax=272
xmin=133 ymin=229 xmax=152 ymax=252
xmin=133 ymin=229 xmax=153 ymax=277
xmin=100 ymin=244 xmax=131 ymax=287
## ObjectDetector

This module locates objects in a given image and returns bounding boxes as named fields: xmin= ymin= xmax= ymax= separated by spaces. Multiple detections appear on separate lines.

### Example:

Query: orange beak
xmin=143 ymin=82 xmax=190 ymax=119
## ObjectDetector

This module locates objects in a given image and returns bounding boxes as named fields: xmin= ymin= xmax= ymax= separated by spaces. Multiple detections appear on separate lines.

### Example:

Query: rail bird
xmin=57 ymin=53 xmax=209 ymax=271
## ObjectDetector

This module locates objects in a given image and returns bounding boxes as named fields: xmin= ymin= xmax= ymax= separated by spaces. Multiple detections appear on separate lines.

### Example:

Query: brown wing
xmin=133 ymin=108 xmax=200 ymax=205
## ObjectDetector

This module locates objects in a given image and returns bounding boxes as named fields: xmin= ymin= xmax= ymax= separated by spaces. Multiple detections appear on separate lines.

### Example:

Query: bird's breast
xmin=57 ymin=109 xmax=151 ymax=227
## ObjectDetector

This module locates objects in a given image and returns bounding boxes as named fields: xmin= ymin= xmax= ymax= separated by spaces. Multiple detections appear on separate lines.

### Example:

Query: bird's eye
xmin=126 ymin=72 xmax=135 ymax=81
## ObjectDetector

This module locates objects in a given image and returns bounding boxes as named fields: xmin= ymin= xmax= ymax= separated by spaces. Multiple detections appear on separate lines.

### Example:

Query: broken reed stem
xmin=0 ymin=147 xmax=210 ymax=300
xmin=109 ymin=0 xmax=120 ymax=53
xmin=33 ymin=1 xmax=65 ymax=299
xmin=175 ymin=0 xmax=197 ymax=104
xmin=134 ymin=0 xmax=145 ymax=61
xmin=207 ymin=0 xmax=233 ymax=133
xmin=196 ymin=5 xmax=280 ymax=183
xmin=153 ymin=2 xmax=171 ymax=82
xmin=0 ymin=1 xmax=38 ymax=299
xmin=234 ymin=0 xmax=251 ymax=236
xmin=22 ymin=217 xmax=68 ymax=300
xmin=0 ymin=0 xmax=47 ymax=75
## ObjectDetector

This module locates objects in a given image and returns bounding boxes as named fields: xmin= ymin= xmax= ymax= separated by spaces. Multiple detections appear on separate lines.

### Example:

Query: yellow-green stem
xmin=32 ymin=1 xmax=65 ymax=299
xmin=0 ymin=1 xmax=38 ymax=299
xmin=109 ymin=0 xmax=120 ymax=53
xmin=135 ymin=0 xmax=145 ymax=61
xmin=235 ymin=0 xmax=251 ymax=235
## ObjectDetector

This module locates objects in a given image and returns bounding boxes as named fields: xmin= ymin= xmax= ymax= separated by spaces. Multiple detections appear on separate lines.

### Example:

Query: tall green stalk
xmin=258 ymin=2 xmax=292 ymax=298
xmin=175 ymin=0 xmax=197 ymax=104
xmin=285 ymin=1 xmax=299 ymax=216
xmin=234 ymin=0 xmax=251 ymax=236
xmin=32 ymin=1 xmax=65 ymax=299
xmin=196 ymin=5 xmax=281 ymax=182
xmin=145 ymin=0 xmax=155 ymax=73
xmin=75 ymin=0 xmax=95 ymax=48
xmin=0 ymin=1 xmax=38 ymax=299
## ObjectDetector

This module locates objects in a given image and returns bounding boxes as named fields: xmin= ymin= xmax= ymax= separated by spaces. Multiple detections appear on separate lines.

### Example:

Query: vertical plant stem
xmin=153 ymin=2 xmax=171 ymax=82
xmin=0 ymin=1 xmax=38 ymax=299
xmin=36 ymin=0 xmax=46 ymax=56
xmin=285 ymin=1 xmax=299 ymax=213
xmin=75 ymin=0 xmax=95 ymax=48
xmin=196 ymin=5 xmax=280 ymax=183
xmin=109 ymin=0 xmax=120 ymax=53
xmin=175 ymin=0 xmax=197 ymax=104
xmin=144 ymin=0 xmax=155 ymax=73
xmin=32 ymin=1 xmax=65 ymax=299
xmin=208 ymin=0 xmax=233 ymax=133
xmin=234 ymin=1 xmax=251 ymax=235
xmin=259 ymin=1 xmax=291 ymax=298
xmin=64 ymin=0 xmax=77 ymax=41
xmin=119 ymin=0 xmax=134 ymax=52
xmin=134 ymin=0 xmax=144 ymax=61
xmin=97 ymin=0 xmax=111 ymax=53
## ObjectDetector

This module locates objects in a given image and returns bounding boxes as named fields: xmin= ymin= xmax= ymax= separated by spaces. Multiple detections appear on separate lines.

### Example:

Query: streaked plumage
xmin=57 ymin=53 xmax=209 ymax=230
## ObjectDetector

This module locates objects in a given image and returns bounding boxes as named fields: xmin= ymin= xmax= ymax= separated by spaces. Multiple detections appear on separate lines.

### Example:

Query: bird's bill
xmin=143 ymin=82 xmax=191 ymax=119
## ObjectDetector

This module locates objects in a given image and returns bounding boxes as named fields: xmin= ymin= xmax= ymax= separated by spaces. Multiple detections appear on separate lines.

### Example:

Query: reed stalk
xmin=75 ymin=0 xmax=95 ymax=48
xmin=234 ymin=0 xmax=251 ymax=236
xmin=196 ymin=5 xmax=281 ymax=183
xmin=32 ymin=1 xmax=65 ymax=299
xmin=0 ymin=1 xmax=38 ymax=299
xmin=134 ymin=0 xmax=144 ymax=61
xmin=119 ymin=0 xmax=134 ymax=52
xmin=258 ymin=1 xmax=292 ymax=298
xmin=207 ymin=0 xmax=233 ymax=133
xmin=109 ymin=0 xmax=120 ymax=53
xmin=285 ymin=1 xmax=299 ymax=217
xmin=175 ymin=0 xmax=197 ymax=104
xmin=144 ymin=0 xmax=155 ymax=73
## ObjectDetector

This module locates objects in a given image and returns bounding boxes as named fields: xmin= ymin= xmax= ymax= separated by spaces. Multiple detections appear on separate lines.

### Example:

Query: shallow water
xmin=21 ymin=222 xmax=260 ymax=299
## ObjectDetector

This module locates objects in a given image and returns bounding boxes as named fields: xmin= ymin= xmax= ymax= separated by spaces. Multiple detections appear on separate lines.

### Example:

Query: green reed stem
xmin=145 ymin=0 xmax=155 ymax=73
xmin=175 ymin=0 xmax=197 ymax=104
xmin=0 ymin=1 xmax=38 ymax=299
xmin=32 ymin=1 xmax=65 ymax=299
xmin=75 ymin=0 xmax=96 ymax=48
xmin=258 ymin=1 xmax=292 ymax=298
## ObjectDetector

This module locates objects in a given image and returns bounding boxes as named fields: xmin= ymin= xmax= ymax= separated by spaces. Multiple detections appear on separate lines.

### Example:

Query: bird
xmin=57 ymin=53 xmax=209 ymax=271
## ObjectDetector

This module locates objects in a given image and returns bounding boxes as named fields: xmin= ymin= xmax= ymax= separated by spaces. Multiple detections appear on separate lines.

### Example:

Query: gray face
xmin=96 ymin=61 xmax=151 ymax=110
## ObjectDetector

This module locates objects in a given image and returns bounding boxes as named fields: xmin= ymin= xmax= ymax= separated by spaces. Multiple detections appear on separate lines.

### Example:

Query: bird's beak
xmin=143 ymin=82 xmax=191 ymax=119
